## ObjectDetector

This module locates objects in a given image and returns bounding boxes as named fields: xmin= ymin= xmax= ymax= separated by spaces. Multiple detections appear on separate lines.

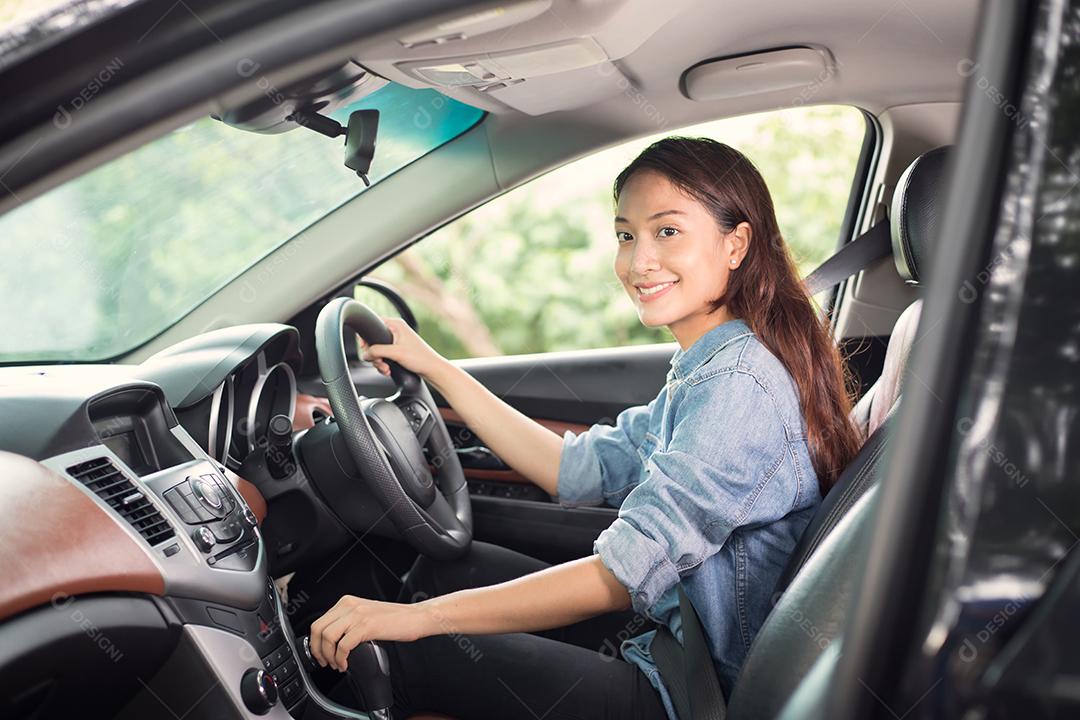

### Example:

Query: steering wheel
xmin=314 ymin=298 xmax=472 ymax=559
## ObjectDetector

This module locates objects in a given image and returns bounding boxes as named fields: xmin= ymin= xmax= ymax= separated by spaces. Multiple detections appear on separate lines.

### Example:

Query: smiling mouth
xmin=635 ymin=280 xmax=678 ymax=301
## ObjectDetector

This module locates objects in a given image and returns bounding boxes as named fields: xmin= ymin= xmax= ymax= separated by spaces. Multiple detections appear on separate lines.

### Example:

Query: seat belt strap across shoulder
xmin=803 ymin=220 xmax=892 ymax=296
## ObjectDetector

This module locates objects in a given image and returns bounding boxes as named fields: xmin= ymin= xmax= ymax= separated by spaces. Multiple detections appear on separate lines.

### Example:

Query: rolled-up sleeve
xmin=594 ymin=371 xmax=789 ymax=614
xmin=555 ymin=398 xmax=656 ymax=508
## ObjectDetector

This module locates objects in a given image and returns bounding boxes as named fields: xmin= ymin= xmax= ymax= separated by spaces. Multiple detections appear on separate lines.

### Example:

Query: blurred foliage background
xmin=368 ymin=105 xmax=865 ymax=359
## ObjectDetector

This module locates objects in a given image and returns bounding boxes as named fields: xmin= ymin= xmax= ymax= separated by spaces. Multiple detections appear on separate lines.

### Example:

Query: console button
xmin=270 ymin=657 xmax=298 ymax=688
xmin=210 ymin=475 xmax=237 ymax=512
xmin=208 ymin=516 xmax=243 ymax=543
xmin=261 ymin=644 xmax=289 ymax=670
xmin=270 ymin=644 xmax=291 ymax=668
xmin=280 ymin=677 xmax=302 ymax=707
xmin=163 ymin=487 xmax=199 ymax=524
xmin=181 ymin=486 xmax=218 ymax=521
xmin=259 ymin=643 xmax=287 ymax=669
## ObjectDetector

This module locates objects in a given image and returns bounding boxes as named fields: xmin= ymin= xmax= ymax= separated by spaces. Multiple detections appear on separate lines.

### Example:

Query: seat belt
xmin=649 ymin=222 xmax=893 ymax=720
xmin=651 ymin=586 xmax=727 ymax=720
xmin=802 ymin=220 xmax=892 ymax=296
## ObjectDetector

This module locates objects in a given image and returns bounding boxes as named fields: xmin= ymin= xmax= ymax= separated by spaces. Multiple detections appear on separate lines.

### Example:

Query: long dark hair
xmin=614 ymin=137 xmax=861 ymax=493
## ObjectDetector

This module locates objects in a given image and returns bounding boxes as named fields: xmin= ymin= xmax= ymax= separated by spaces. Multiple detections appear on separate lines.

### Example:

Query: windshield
xmin=0 ymin=83 xmax=483 ymax=363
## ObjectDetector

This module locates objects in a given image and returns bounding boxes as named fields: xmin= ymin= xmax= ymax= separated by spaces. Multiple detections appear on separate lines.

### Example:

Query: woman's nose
xmin=629 ymin=239 xmax=661 ymax=275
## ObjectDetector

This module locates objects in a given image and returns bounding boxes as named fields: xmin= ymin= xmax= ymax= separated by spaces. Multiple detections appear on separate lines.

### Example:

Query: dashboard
xmin=0 ymin=324 xmax=344 ymax=720
xmin=147 ymin=326 xmax=301 ymax=473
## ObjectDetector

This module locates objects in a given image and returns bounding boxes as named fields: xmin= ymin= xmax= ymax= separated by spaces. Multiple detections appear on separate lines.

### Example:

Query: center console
xmin=39 ymin=383 xmax=388 ymax=720
xmin=161 ymin=471 xmax=259 ymax=570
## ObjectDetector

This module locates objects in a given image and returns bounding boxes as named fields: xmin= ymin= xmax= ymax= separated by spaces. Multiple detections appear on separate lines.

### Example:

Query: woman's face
xmin=614 ymin=170 xmax=748 ymax=347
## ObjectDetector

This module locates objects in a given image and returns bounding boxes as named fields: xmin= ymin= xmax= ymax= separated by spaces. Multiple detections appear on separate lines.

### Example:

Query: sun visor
xmin=682 ymin=47 xmax=834 ymax=101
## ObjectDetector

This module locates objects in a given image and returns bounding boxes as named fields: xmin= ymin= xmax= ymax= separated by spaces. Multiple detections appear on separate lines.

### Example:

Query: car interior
xmin=0 ymin=0 xmax=988 ymax=718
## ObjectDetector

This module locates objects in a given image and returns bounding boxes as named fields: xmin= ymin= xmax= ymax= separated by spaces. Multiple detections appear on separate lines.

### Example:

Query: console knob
xmin=191 ymin=526 xmax=215 ymax=553
xmin=241 ymin=668 xmax=278 ymax=715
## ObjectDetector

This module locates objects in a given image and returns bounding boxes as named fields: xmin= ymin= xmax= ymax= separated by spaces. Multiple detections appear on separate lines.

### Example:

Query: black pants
xmin=375 ymin=541 xmax=668 ymax=720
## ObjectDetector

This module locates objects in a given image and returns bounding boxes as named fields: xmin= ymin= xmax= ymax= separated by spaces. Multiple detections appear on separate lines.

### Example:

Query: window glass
xmin=0 ymin=83 xmax=483 ymax=362
xmin=369 ymin=105 xmax=866 ymax=360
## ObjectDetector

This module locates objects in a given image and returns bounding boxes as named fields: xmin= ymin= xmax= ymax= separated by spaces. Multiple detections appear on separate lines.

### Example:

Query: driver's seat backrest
xmin=727 ymin=485 xmax=879 ymax=720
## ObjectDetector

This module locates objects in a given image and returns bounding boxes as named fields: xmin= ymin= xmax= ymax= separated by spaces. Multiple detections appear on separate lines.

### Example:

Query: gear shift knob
xmin=297 ymin=635 xmax=393 ymax=713
xmin=345 ymin=641 xmax=393 ymax=713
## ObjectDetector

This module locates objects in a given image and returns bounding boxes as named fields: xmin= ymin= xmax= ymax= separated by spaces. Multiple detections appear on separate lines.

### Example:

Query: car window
xmin=368 ymin=105 xmax=867 ymax=360
xmin=0 ymin=83 xmax=483 ymax=364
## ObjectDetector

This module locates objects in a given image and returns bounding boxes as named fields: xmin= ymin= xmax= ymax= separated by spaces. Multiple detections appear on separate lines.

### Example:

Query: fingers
xmin=309 ymin=615 xmax=328 ymax=667
xmin=314 ymin=610 xmax=369 ymax=671
xmin=320 ymin=614 xmax=352 ymax=671
xmin=310 ymin=597 xmax=351 ymax=669
xmin=335 ymin=626 xmax=370 ymax=671
xmin=360 ymin=350 xmax=392 ymax=376
xmin=361 ymin=343 xmax=394 ymax=360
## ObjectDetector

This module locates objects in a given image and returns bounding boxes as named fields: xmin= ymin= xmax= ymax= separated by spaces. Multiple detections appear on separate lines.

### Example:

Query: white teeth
xmin=639 ymin=281 xmax=675 ymax=296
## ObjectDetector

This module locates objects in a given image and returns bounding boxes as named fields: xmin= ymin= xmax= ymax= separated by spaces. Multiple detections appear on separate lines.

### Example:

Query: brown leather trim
xmin=225 ymin=469 xmax=267 ymax=524
xmin=437 ymin=407 xmax=589 ymax=437
xmin=293 ymin=392 xmax=333 ymax=431
xmin=0 ymin=451 xmax=165 ymax=622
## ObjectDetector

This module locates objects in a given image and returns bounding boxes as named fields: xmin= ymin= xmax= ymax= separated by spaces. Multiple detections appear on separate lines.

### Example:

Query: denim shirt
xmin=556 ymin=318 xmax=821 ymax=720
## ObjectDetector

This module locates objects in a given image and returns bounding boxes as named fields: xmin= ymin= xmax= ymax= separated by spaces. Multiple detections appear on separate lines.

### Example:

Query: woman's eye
xmin=616 ymin=231 xmax=633 ymax=243
xmin=658 ymin=227 xmax=679 ymax=238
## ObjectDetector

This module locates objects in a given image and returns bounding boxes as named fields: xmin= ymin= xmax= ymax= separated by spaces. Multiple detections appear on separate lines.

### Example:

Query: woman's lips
xmin=636 ymin=280 xmax=678 ymax=303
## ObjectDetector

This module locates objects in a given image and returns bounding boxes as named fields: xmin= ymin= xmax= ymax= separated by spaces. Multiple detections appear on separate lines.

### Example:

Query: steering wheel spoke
xmin=396 ymin=397 xmax=437 ymax=447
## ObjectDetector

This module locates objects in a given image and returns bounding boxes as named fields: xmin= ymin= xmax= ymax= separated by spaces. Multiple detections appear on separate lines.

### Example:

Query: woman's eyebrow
xmin=613 ymin=209 xmax=686 ymax=223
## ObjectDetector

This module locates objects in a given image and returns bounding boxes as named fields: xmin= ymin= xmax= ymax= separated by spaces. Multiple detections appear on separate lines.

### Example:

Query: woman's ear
xmin=729 ymin=221 xmax=752 ymax=267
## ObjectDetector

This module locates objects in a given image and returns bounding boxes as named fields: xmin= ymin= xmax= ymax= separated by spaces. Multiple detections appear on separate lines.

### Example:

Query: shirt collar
xmin=668 ymin=318 xmax=753 ymax=381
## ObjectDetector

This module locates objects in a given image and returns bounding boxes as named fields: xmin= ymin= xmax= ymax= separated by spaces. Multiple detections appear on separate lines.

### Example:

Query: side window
xmin=369 ymin=106 xmax=867 ymax=360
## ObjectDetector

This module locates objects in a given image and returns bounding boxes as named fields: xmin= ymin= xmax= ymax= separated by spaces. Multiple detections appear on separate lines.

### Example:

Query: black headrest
xmin=890 ymin=146 xmax=950 ymax=284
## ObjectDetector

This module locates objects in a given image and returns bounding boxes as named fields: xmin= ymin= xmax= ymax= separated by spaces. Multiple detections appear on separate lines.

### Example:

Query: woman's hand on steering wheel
xmin=360 ymin=316 xmax=447 ymax=381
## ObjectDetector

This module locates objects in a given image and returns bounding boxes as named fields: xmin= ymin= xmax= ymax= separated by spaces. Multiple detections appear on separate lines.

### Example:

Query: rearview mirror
xmin=344 ymin=109 xmax=380 ymax=185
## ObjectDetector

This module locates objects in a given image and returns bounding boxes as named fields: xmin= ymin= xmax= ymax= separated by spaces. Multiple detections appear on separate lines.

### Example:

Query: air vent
xmin=67 ymin=458 xmax=176 ymax=546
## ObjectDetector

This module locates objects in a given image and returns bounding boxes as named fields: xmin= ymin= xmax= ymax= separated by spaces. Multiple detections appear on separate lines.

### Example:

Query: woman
xmin=308 ymin=137 xmax=862 ymax=719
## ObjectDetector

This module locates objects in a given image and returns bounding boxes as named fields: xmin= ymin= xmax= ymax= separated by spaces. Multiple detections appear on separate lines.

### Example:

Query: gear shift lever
xmin=345 ymin=642 xmax=393 ymax=717
xmin=299 ymin=635 xmax=394 ymax=718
